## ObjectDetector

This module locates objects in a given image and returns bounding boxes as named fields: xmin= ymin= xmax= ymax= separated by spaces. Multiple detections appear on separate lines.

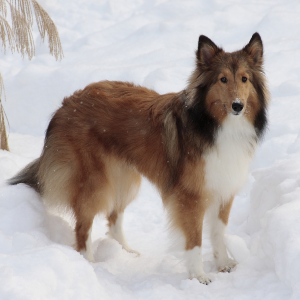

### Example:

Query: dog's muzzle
xmin=232 ymin=102 xmax=244 ymax=115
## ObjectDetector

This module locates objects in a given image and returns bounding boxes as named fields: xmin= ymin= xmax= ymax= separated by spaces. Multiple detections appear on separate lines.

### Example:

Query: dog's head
xmin=187 ymin=33 xmax=268 ymax=138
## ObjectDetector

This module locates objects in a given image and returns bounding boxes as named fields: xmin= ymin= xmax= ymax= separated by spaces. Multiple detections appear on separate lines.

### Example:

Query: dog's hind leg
xmin=105 ymin=158 xmax=141 ymax=255
xmin=74 ymin=208 xmax=96 ymax=262
xmin=72 ymin=173 xmax=109 ymax=262
xmin=76 ymin=219 xmax=94 ymax=262
xmin=207 ymin=197 xmax=237 ymax=272
xmin=107 ymin=211 xmax=140 ymax=255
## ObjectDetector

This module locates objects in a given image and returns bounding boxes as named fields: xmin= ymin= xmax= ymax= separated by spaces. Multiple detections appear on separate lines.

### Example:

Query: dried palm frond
xmin=0 ymin=0 xmax=64 ymax=60
xmin=32 ymin=0 xmax=63 ymax=61
xmin=0 ymin=0 xmax=64 ymax=150
xmin=0 ymin=0 xmax=7 ymax=17
xmin=8 ymin=2 xmax=35 ymax=59
xmin=0 ymin=73 xmax=9 ymax=151
xmin=0 ymin=109 xmax=9 ymax=151
xmin=0 ymin=14 xmax=16 ymax=54
xmin=10 ymin=0 xmax=33 ymax=25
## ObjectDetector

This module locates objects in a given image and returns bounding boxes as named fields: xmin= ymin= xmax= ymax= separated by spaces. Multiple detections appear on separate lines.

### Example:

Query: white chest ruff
xmin=203 ymin=115 xmax=257 ymax=202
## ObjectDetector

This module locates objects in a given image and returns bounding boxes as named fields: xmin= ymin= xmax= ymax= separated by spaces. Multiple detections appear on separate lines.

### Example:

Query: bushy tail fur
xmin=8 ymin=158 xmax=41 ymax=193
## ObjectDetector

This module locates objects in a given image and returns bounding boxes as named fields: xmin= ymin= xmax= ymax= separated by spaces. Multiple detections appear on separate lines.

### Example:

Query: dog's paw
xmin=80 ymin=249 xmax=95 ymax=263
xmin=190 ymin=273 xmax=212 ymax=285
xmin=198 ymin=275 xmax=212 ymax=285
xmin=123 ymin=246 xmax=140 ymax=257
xmin=217 ymin=258 xmax=237 ymax=273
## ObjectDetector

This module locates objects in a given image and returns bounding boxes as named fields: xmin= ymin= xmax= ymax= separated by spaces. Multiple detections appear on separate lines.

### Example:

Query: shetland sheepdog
xmin=9 ymin=33 xmax=268 ymax=284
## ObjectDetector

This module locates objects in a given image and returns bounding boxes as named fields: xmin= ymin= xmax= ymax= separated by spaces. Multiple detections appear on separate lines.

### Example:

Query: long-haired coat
xmin=9 ymin=33 xmax=268 ymax=284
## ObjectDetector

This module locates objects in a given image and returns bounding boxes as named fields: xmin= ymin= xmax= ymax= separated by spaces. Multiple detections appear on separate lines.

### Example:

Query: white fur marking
xmin=234 ymin=97 xmax=242 ymax=104
xmin=80 ymin=227 xmax=95 ymax=262
xmin=204 ymin=115 xmax=256 ymax=204
xmin=185 ymin=246 xmax=211 ymax=284
xmin=109 ymin=213 xmax=140 ymax=255
xmin=207 ymin=203 xmax=237 ymax=271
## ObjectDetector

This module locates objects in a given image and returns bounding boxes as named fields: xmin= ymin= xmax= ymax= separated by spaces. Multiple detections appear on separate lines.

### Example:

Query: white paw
xmin=80 ymin=249 xmax=95 ymax=262
xmin=217 ymin=258 xmax=237 ymax=273
xmin=190 ymin=273 xmax=212 ymax=285
xmin=123 ymin=246 xmax=140 ymax=257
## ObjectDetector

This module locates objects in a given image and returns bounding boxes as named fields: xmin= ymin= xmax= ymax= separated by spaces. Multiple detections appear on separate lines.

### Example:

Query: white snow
xmin=0 ymin=0 xmax=300 ymax=299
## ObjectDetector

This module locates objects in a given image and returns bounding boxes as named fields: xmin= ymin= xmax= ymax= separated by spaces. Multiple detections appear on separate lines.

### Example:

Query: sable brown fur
xmin=9 ymin=33 xmax=268 ymax=281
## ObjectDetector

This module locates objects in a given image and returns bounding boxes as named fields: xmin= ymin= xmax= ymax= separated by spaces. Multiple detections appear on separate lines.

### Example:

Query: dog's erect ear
xmin=243 ymin=33 xmax=263 ymax=65
xmin=197 ymin=35 xmax=221 ymax=67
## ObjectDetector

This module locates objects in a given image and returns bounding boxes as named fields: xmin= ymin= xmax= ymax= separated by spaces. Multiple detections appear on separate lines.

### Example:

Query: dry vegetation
xmin=0 ymin=0 xmax=64 ymax=150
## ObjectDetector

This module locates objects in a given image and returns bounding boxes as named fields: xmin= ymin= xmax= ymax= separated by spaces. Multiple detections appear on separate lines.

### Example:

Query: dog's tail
xmin=8 ymin=158 xmax=41 ymax=193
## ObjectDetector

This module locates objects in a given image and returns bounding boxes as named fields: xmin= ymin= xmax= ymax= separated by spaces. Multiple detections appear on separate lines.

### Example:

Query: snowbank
xmin=248 ymin=136 xmax=300 ymax=300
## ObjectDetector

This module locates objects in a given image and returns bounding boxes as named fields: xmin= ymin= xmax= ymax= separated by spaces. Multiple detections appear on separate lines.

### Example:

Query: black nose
xmin=232 ymin=102 xmax=244 ymax=113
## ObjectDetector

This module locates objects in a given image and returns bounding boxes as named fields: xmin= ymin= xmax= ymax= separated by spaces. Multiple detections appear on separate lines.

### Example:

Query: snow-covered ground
xmin=0 ymin=0 xmax=300 ymax=299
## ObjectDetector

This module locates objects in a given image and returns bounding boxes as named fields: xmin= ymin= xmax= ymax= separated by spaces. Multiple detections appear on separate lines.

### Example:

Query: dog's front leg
xmin=185 ymin=242 xmax=211 ymax=284
xmin=168 ymin=192 xmax=211 ymax=284
xmin=207 ymin=197 xmax=237 ymax=272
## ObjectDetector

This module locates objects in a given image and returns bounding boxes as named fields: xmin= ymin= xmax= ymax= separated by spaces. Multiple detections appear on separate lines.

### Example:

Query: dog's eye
xmin=242 ymin=77 xmax=247 ymax=83
xmin=220 ymin=77 xmax=227 ymax=83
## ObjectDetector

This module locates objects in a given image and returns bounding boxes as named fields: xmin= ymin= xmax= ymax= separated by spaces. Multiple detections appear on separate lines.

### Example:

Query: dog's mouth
xmin=231 ymin=110 xmax=243 ymax=116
